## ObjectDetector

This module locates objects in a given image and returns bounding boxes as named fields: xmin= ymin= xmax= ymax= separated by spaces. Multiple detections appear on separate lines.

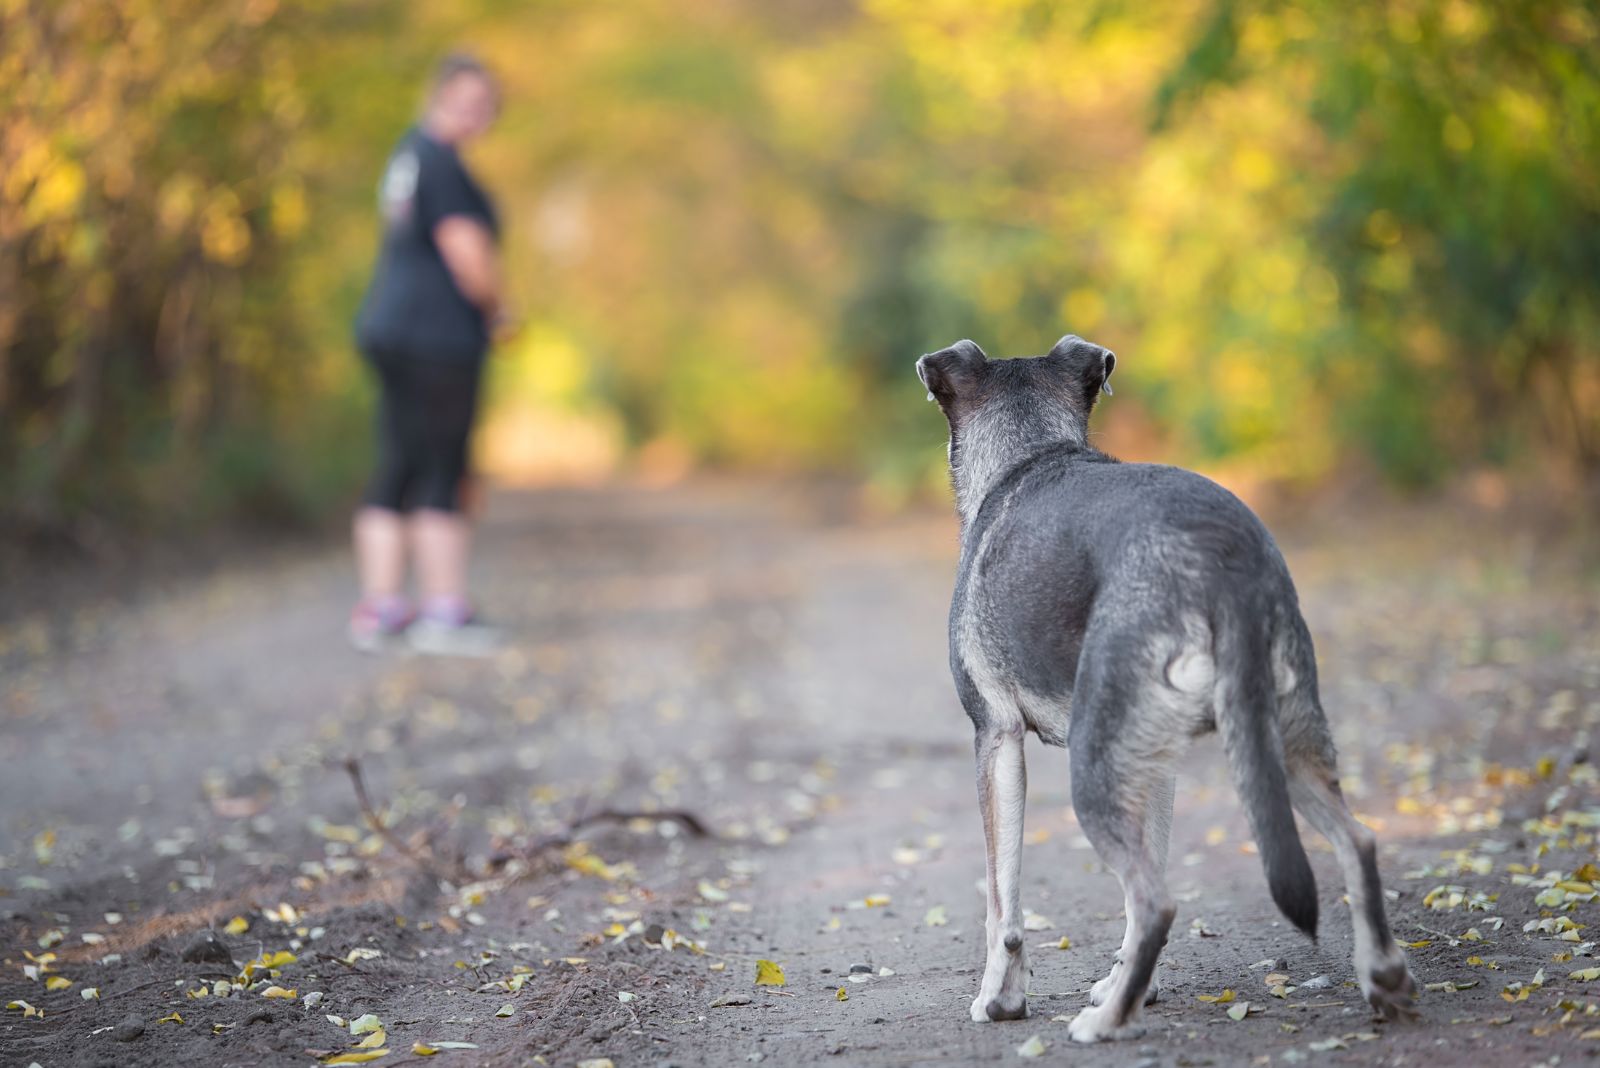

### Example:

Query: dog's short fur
xmin=918 ymin=335 xmax=1418 ymax=1042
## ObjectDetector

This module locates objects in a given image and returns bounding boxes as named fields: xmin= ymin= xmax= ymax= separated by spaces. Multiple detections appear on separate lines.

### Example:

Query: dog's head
xmin=916 ymin=335 xmax=1115 ymax=506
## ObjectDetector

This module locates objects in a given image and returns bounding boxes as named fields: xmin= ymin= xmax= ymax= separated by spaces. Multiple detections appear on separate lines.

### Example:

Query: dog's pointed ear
xmin=1047 ymin=334 xmax=1116 ymax=407
xmin=916 ymin=339 xmax=989 ymax=408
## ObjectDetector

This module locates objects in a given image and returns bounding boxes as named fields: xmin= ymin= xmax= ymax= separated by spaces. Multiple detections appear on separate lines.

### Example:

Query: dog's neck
xmin=952 ymin=407 xmax=1087 ymax=526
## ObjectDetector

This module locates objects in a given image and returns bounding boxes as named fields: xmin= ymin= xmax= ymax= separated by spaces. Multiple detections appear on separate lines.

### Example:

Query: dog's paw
xmin=970 ymin=938 xmax=1029 ymax=1022
xmin=1089 ymin=969 xmax=1158 ymax=1008
xmin=1362 ymin=957 xmax=1420 ymax=1022
xmin=969 ymin=992 xmax=1028 ymax=1022
xmin=1067 ymin=1004 xmax=1144 ymax=1044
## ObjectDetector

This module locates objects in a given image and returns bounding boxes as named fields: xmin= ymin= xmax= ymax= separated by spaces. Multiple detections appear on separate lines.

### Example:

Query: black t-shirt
xmin=356 ymin=127 xmax=499 ymax=361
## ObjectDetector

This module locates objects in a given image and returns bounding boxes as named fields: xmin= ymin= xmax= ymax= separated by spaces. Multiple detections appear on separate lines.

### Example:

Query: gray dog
xmin=917 ymin=335 xmax=1418 ymax=1042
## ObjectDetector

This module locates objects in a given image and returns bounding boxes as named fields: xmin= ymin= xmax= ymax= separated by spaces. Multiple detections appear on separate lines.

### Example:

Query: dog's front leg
xmin=971 ymin=724 xmax=1029 ymax=1022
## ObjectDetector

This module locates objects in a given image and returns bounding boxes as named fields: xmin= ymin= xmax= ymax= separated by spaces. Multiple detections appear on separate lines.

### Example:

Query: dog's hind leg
xmin=970 ymin=721 xmax=1030 ymax=1021
xmin=1284 ymin=719 xmax=1418 ymax=1021
xmin=1066 ymin=643 xmax=1181 ymax=1043
xmin=1067 ymin=767 xmax=1175 ymax=1043
xmin=1274 ymin=619 xmax=1417 ymax=1022
xmin=1088 ymin=770 xmax=1173 ymax=1009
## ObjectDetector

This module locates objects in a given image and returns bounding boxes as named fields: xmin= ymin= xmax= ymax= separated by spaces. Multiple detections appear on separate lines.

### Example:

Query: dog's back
xmin=961 ymin=447 xmax=1298 ymax=706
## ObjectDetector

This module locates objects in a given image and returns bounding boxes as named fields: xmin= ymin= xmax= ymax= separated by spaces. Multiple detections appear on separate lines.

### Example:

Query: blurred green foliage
xmin=2 ymin=0 xmax=1597 ymax=529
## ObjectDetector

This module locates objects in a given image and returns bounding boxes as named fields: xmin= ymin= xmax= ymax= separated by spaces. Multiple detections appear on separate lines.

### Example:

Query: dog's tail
xmin=1214 ymin=602 xmax=1318 ymax=939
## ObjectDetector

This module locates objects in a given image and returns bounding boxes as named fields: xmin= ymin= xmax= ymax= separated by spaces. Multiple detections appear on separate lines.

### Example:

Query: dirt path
xmin=2 ymin=483 xmax=1598 ymax=1067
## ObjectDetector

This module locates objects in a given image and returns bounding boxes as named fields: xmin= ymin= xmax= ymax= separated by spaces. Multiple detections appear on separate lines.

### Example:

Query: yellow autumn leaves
xmin=319 ymin=1013 xmax=389 ymax=1063
xmin=238 ymin=950 xmax=297 ymax=982
xmin=8 ymin=0 xmax=1596 ymax=530
xmin=334 ymin=1044 xmax=388 ymax=1063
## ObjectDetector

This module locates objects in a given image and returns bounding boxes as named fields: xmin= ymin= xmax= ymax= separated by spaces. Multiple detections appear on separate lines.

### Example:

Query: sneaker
xmin=406 ymin=597 xmax=503 ymax=658
xmin=348 ymin=596 xmax=415 ymax=654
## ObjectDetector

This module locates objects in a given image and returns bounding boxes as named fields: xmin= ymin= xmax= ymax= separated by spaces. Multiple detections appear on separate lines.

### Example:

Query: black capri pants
xmin=362 ymin=347 xmax=484 ymax=513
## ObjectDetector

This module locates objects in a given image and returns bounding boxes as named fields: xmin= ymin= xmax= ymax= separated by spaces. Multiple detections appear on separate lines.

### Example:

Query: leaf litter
xmin=3 ymin=496 xmax=1598 ymax=1068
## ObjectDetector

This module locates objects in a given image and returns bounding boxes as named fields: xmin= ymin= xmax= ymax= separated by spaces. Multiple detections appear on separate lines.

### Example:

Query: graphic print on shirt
xmin=380 ymin=149 xmax=420 ymax=227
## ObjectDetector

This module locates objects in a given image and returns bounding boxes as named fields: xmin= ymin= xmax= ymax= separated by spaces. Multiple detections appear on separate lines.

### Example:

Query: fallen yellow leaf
xmin=412 ymin=1044 xmax=438 ymax=1056
xmin=159 ymin=1011 xmax=184 ymax=1024
xmin=322 ymin=1052 xmax=389 ymax=1065
xmin=44 ymin=976 xmax=72 ymax=992
xmin=239 ymin=950 xmax=297 ymax=980
xmin=1197 ymin=988 xmax=1236 ymax=1004
xmin=260 ymin=986 xmax=297 ymax=999
xmin=357 ymin=1028 xmax=387 ymax=1048
xmin=266 ymin=902 xmax=300 ymax=924
xmin=836 ymin=986 xmax=848 ymax=1001
xmin=224 ymin=916 xmax=250 ymax=936
xmin=563 ymin=843 xmax=621 ymax=881
xmin=755 ymin=959 xmax=786 ymax=987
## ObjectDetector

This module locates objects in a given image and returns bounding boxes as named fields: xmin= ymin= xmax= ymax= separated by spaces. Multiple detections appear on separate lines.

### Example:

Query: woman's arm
xmin=433 ymin=215 xmax=502 ymax=324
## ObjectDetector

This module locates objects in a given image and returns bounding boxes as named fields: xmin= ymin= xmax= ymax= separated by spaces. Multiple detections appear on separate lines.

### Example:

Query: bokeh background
xmin=3 ymin=0 xmax=1598 ymax=532
xmin=3 ymin=9 xmax=1600 ymax=1064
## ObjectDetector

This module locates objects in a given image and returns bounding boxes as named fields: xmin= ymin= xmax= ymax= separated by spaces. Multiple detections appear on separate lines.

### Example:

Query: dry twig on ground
xmin=343 ymin=757 xmax=713 ymax=883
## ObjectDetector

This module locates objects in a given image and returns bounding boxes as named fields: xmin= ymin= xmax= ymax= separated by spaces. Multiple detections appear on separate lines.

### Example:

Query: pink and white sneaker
xmin=348 ymin=595 xmax=415 ymax=654
xmin=406 ymin=596 xmax=503 ymax=658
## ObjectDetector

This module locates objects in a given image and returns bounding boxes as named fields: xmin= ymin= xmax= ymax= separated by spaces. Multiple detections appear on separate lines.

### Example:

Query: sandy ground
xmin=1 ymin=481 xmax=1598 ymax=1068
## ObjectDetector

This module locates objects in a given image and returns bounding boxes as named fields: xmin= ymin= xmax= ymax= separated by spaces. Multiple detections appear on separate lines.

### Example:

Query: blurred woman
xmin=349 ymin=53 xmax=504 ymax=655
